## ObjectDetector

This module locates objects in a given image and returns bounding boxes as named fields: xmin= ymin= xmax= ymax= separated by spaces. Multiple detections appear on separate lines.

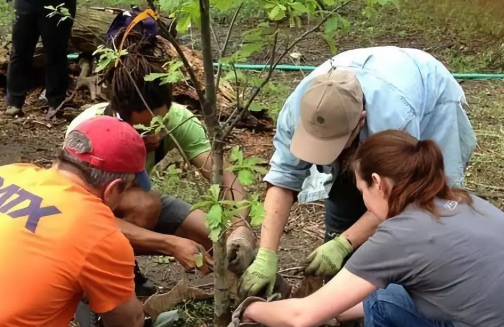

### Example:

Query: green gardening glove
xmin=304 ymin=235 xmax=352 ymax=277
xmin=238 ymin=248 xmax=278 ymax=298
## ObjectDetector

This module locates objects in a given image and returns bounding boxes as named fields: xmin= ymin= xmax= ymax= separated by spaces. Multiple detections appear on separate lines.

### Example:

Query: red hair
xmin=353 ymin=130 xmax=472 ymax=218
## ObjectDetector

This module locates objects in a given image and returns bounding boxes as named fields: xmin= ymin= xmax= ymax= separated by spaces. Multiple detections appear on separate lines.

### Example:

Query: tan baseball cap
xmin=291 ymin=70 xmax=364 ymax=165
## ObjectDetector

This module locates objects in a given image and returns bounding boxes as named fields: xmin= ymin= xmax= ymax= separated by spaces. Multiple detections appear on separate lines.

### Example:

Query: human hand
xmin=304 ymin=235 xmax=352 ymax=277
xmin=172 ymin=238 xmax=213 ymax=275
xmin=238 ymin=248 xmax=278 ymax=298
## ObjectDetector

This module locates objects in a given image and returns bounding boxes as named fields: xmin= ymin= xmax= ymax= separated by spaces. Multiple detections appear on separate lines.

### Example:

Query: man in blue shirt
xmin=238 ymin=46 xmax=477 ymax=297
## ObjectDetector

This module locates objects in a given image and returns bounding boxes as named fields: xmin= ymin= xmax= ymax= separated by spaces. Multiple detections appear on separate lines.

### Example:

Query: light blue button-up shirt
xmin=264 ymin=46 xmax=477 ymax=203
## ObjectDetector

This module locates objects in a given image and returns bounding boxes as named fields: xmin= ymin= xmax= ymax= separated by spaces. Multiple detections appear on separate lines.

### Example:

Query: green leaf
xmin=176 ymin=14 xmax=192 ymax=33
xmin=209 ymin=227 xmax=221 ymax=242
xmin=44 ymin=5 xmax=56 ymax=10
xmin=154 ymin=310 xmax=183 ymax=326
xmin=207 ymin=204 xmax=223 ymax=229
xmin=212 ymin=0 xmax=235 ymax=11
xmin=230 ymin=146 xmax=243 ymax=164
xmin=250 ymin=199 xmax=265 ymax=226
xmin=251 ymin=165 xmax=269 ymax=175
xmin=248 ymin=102 xmax=263 ymax=112
xmin=324 ymin=16 xmax=339 ymax=35
xmin=242 ymin=157 xmax=264 ymax=167
xmin=322 ymin=34 xmax=338 ymax=54
xmin=268 ymin=5 xmax=286 ymax=21
xmin=144 ymin=73 xmax=169 ymax=82
xmin=240 ymin=43 xmax=263 ymax=58
xmin=238 ymin=169 xmax=255 ymax=185
xmin=322 ymin=0 xmax=335 ymax=4
xmin=60 ymin=7 xmax=70 ymax=16
xmin=194 ymin=253 xmax=204 ymax=268
xmin=257 ymin=22 xmax=270 ymax=28
xmin=209 ymin=184 xmax=221 ymax=202
xmin=290 ymin=2 xmax=309 ymax=13
xmin=340 ymin=17 xmax=350 ymax=34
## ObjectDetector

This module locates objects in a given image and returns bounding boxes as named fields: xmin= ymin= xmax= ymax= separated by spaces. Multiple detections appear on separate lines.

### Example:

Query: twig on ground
xmin=278 ymin=266 xmax=304 ymax=273
xmin=45 ymin=89 xmax=77 ymax=121
xmin=281 ymin=274 xmax=304 ymax=279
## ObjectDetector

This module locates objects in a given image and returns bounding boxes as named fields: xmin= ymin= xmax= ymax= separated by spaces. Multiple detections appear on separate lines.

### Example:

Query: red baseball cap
xmin=64 ymin=116 xmax=146 ymax=174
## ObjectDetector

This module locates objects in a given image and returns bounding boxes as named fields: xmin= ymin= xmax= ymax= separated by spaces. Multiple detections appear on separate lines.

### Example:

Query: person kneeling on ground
xmin=240 ymin=46 xmax=477 ymax=298
xmin=66 ymin=33 xmax=255 ymax=288
xmin=232 ymin=130 xmax=504 ymax=327
xmin=0 ymin=117 xmax=149 ymax=327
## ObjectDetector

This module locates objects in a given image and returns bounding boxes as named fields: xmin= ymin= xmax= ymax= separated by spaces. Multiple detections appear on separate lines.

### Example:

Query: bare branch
xmin=221 ymin=0 xmax=355 ymax=138
xmin=221 ymin=25 xmax=278 ymax=138
xmin=210 ymin=24 xmax=222 ymax=53
xmin=215 ymin=3 xmax=244 ymax=90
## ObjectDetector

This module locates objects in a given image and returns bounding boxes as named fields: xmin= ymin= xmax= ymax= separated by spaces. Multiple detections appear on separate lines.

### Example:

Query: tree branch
xmin=199 ymin=0 xmax=220 ymax=138
xmin=221 ymin=25 xmax=278 ymax=138
xmin=220 ymin=0 xmax=356 ymax=138
xmin=215 ymin=3 xmax=244 ymax=90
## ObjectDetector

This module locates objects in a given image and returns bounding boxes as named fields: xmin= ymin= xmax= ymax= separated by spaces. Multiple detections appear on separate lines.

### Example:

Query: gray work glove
xmin=227 ymin=296 xmax=266 ymax=327
xmin=227 ymin=225 xmax=257 ymax=275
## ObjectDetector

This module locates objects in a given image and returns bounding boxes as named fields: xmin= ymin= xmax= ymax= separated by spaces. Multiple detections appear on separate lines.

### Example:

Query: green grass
xmin=0 ymin=2 xmax=13 ymax=36
xmin=340 ymin=0 xmax=504 ymax=72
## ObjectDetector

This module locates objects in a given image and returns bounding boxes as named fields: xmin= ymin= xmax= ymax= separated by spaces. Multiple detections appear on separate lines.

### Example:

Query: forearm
xmin=246 ymin=299 xmax=307 ymax=327
xmin=260 ymin=185 xmax=294 ymax=251
xmin=336 ymin=302 xmax=365 ymax=322
xmin=341 ymin=211 xmax=381 ymax=250
xmin=116 ymin=218 xmax=178 ymax=255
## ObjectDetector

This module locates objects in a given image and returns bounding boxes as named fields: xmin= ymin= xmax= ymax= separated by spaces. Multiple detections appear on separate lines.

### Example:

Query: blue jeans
xmin=363 ymin=284 xmax=454 ymax=327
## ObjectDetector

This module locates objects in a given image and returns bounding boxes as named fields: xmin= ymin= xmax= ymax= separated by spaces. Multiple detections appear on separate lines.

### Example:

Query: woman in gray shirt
xmin=237 ymin=130 xmax=504 ymax=327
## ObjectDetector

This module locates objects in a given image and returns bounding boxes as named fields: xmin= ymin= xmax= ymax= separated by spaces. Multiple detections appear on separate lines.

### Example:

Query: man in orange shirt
xmin=0 ymin=116 xmax=149 ymax=327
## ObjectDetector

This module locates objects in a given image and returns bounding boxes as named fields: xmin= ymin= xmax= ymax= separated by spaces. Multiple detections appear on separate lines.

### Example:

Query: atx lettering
xmin=0 ymin=176 xmax=61 ymax=233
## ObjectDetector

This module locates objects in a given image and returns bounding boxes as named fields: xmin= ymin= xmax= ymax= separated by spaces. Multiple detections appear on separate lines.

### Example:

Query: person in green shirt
xmin=66 ymin=37 xmax=255 ymax=292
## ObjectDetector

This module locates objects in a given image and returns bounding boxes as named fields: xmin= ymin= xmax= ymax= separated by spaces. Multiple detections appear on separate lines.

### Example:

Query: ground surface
xmin=1 ymin=0 xmax=504 ymax=325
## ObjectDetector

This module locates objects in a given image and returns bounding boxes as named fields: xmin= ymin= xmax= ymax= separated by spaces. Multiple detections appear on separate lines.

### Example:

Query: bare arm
xmin=260 ymin=185 xmax=295 ymax=252
xmin=116 ymin=218 xmax=211 ymax=274
xmin=244 ymin=268 xmax=376 ymax=327
xmin=100 ymin=294 xmax=144 ymax=327
xmin=116 ymin=218 xmax=178 ymax=255
xmin=342 ymin=211 xmax=382 ymax=250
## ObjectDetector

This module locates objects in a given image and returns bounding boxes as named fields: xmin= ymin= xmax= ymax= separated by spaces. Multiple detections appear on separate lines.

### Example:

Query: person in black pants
xmin=5 ymin=0 xmax=76 ymax=116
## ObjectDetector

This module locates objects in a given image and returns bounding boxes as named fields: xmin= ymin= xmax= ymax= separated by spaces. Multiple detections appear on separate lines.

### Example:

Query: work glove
xmin=304 ymin=235 xmax=352 ymax=277
xmin=227 ymin=296 xmax=266 ymax=327
xmin=227 ymin=225 xmax=257 ymax=275
xmin=238 ymin=248 xmax=278 ymax=298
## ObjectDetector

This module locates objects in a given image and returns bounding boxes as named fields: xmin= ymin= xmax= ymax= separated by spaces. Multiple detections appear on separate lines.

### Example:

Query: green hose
xmin=212 ymin=63 xmax=504 ymax=80
xmin=66 ymin=53 xmax=504 ymax=80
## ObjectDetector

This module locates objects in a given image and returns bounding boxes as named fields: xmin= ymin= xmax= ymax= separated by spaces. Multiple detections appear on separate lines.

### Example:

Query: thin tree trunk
xmin=198 ymin=0 xmax=231 ymax=325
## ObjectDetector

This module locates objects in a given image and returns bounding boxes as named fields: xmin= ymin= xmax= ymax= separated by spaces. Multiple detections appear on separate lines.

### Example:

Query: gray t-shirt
xmin=346 ymin=195 xmax=504 ymax=327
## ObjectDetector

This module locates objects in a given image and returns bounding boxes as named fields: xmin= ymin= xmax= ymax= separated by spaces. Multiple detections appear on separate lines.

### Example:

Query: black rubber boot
xmin=134 ymin=260 xmax=158 ymax=297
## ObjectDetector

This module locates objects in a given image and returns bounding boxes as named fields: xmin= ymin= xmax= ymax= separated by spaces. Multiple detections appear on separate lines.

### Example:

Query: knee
xmin=363 ymin=285 xmax=412 ymax=327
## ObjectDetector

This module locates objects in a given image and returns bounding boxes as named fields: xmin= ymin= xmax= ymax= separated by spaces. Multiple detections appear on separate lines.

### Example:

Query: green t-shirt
xmin=144 ymin=103 xmax=211 ymax=172
xmin=66 ymin=102 xmax=211 ymax=173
